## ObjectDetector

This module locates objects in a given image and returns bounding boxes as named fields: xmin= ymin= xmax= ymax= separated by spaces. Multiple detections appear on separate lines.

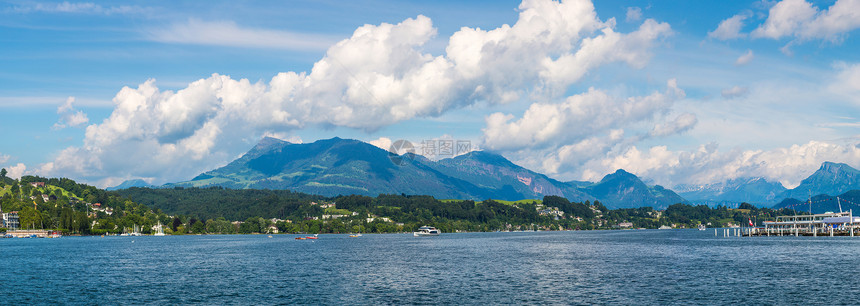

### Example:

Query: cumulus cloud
xmin=148 ymin=19 xmax=339 ymax=51
xmin=709 ymin=14 xmax=748 ymax=40
xmin=6 ymin=163 xmax=26 ymax=180
xmin=482 ymin=79 xmax=685 ymax=151
xmin=751 ymin=0 xmax=860 ymax=42
xmin=41 ymin=0 xmax=674 ymax=186
xmin=735 ymin=49 xmax=754 ymax=65
xmin=368 ymin=137 xmax=393 ymax=151
xmin=53 ymin=97 xmax=89 ymax=129
xmin=0 ymin=154 xmax=9 ymax=165
xmin=626 ymin=7 xmax=642 ymax=22
xmin=578 ymin=140 xmax=860 ymax=189
xmin=721 ymin=86 xmax=749 ymax=99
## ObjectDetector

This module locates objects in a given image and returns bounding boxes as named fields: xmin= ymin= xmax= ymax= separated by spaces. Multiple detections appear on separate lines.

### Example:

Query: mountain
xmin=772 ymin=190 xmax=860 ymax=214
xmin=779 ymin=162 xmax=860 ymax=200
xmin=107 ymin=179 xmax=151 ymax=191
xmin=166 ymin=137 xmax=696 ymax=206
xmin=674 ymin=177 xmax=786 ymax=207
xmin=174 ymin=137 xmax=495 ymax=199
xmin=584 ymin=169 xmax=687 ymax=210
xmin=423 ymin=151 xmax=593 ymax=202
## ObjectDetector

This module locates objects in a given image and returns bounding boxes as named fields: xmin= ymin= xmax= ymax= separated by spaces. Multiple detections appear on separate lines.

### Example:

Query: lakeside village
xmin=4 ymin=173 xmax=859 ymax=238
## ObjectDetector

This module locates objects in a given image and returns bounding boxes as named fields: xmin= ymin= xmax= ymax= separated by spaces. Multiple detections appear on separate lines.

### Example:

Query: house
xmin=322 ymin=214 xmax=347 ymax=219
xmin=29 ymin=182 xmax=45 ymax=188
xmin=618 ymin=222 xmax=634 ymax=229
xmin=267 ymin=225 xmax=279 ymax=234
xmin=538 ymin=208 xmax=564 ymax=218
xmin=2 ymin=211 xmax=19 ymax=230
xmin=41 ymin=194 xmax=50 ymax=203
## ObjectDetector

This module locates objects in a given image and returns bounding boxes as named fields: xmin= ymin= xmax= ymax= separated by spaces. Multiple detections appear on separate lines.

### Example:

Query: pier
xmin=736 ymin=210 xmax=860 ymax=237
xmin=5 ymin=230 xmax=50 ymax=238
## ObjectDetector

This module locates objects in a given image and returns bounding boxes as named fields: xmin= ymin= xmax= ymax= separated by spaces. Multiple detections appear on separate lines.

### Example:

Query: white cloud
xmin=828 ymin=62 xmax=860 ymax=103
xmin=482 ymin=79 xmax=685 ymax=151
xmin=539 ymin=19 xmax=673 ymax=94
xmin=53 ymin=97 xmax=89 ymax=129
xmin=6 ymin=163 xmax=26 ymax=180
xmin=752 ymin=0 xmax=817 ymax=39
xmin=721 ymin=86 xmax=749 ymax=99
xmin=42 ymin=0 xmax=675 ymax=187
xmin=649 ymin=113 xmax=697 ymax=137
xmin=709 ymin=14 xmax=748 ymax=40
xmin=261 ymin=132 xmax=302 ymax=144
xmin=0 ymin=155 xmax=9 ymax=165
xmin=626 ymin=7 xmax=642 ymax=22
xmin=368 ymin=137 xmax=393 ymax=151
xmin=148 ymin=19 xmax=339 ymax=51
xmin=751 ymin=0 xmax=860 ymax=42
xmin=578 ymin=140 xmax=860 ymax=189
xmin=735 ymin=49 xmax=754 ymax=65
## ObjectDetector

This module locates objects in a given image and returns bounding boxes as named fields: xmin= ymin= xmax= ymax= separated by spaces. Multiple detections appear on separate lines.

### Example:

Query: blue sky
xmin=1 ymin=0 xmax=860 ymax=189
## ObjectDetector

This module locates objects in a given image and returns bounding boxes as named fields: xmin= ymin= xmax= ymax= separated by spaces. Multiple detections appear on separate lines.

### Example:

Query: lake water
xmin=2 ymin=229 xmax=859 ymax=304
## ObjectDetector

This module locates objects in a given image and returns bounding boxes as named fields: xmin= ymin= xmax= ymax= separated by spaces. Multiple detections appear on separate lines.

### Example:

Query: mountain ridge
xmin=109 ymin=137 xmax=860 ymax=210
xmin=127 ymin=137 xmax=682 ymax=208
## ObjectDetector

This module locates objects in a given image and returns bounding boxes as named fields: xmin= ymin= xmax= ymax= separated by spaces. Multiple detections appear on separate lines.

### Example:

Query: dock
xmin=716 ymin=210 xmax=860 ymax=237
xmin=5 ymin=230 xmax=50 ymax=238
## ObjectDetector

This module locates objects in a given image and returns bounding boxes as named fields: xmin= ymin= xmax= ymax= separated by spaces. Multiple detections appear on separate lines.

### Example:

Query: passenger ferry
xmin=413 ymin=226 xmax=440 ymax=236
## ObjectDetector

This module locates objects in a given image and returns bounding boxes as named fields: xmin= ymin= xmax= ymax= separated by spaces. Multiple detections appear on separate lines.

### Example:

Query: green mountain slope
xmin=780 ymin=162 xmax=860 ymax=200
xmin=585 ymin=169 xmax=687 ymax=210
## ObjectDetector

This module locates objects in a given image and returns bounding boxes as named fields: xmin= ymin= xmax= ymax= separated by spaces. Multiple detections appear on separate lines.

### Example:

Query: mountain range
xmin=674 ymin=177 xmax=787 ymax=206
xmin=112 ymin=137 xmax=860 ymax=211
xmin=136 ymin=137 xmax=680 ymax=209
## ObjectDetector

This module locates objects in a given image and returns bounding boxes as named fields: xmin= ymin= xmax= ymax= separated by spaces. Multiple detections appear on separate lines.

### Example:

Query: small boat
xmin=295 ymin=237 xmax=307 ymax=240
xmin=698 ymin=224 xmax=706 ymax=231
xmin=306 ymin=234 xmax=318 ymax=240
xmin=413 ymin=226 xmax=440 ymax=237
xmin=658 ymin=225 xmax=672 ymax=230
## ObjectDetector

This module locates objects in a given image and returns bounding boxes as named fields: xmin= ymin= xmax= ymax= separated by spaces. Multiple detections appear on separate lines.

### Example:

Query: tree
xmin=0 ymin=168 xmax=6 ymax=179
xmin=172 ymin=217 xmax=182 ymax=231
xmin=190 ymin=220 xmax=206 ymax=234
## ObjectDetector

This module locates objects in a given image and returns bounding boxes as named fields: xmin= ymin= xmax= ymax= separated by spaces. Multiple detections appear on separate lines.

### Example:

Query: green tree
xmin=190 ymin=220 xmax=206 ymax=234
xmin=0 ymin=168 xmax=6 ymax=179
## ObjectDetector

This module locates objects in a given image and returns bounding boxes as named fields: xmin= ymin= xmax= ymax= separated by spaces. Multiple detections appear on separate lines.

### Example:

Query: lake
xmin=2 ymin=229 xmax=859 ymax=304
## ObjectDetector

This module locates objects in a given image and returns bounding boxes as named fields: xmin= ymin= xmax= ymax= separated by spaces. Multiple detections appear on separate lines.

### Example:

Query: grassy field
xmin=488 ymin=199 xmax=542 ymax=206
xmin=440 ymin=199 xmax=542 ymax=206
xmin=324 ymin=207 xmax=352 ymax=215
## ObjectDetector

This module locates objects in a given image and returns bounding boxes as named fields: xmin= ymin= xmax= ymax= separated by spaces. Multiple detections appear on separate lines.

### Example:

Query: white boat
xmin=658 ymin=225 xmax=673 ymax=230
xmin=413 ymin=226 xmax=440 ymax=236
xmin=153 ymin=222 xmax=166 ymax=236
xmin=698 ymin=224 xmax=706 ymax=231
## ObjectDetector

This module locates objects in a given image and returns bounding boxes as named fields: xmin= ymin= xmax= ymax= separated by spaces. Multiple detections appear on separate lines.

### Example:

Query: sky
xmin=1 ymin=0 xmax=860 ymax=189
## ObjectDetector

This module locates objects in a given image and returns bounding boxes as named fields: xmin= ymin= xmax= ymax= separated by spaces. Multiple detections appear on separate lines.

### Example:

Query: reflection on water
xmin=2 ymin=230 xmax=859 ymax=304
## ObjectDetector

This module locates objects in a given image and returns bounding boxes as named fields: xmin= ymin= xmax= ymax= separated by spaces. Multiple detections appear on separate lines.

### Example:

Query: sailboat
xmin=349 ymin=221 xmax=363 ymax=237
xmin=153 ymin=222 xmax=166 ymax=236
xmin=130 ymin=224 xmax=142 ymax=236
